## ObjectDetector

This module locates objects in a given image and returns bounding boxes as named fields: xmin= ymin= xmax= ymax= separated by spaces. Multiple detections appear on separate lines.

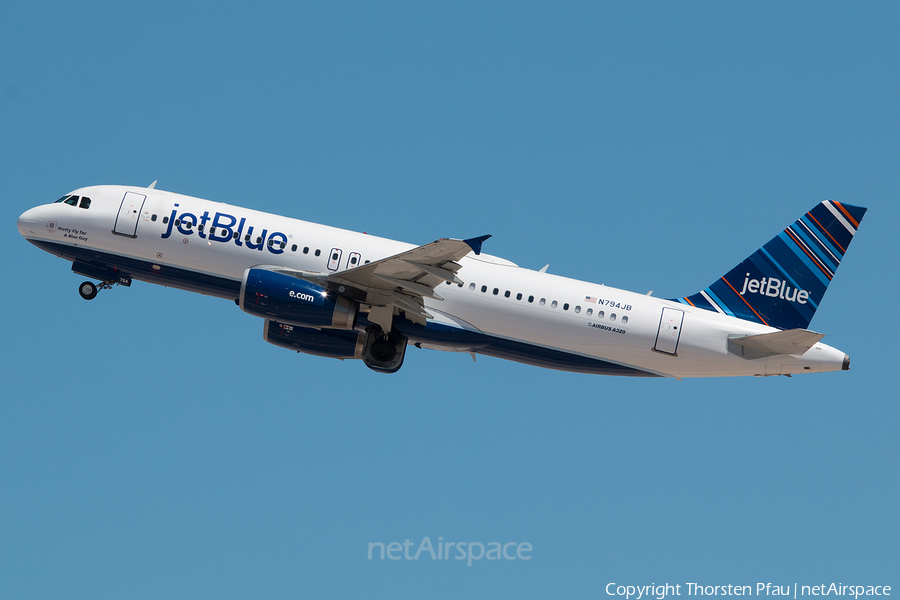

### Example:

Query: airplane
xmin=17 ymin=183 xmax=866 ymax=377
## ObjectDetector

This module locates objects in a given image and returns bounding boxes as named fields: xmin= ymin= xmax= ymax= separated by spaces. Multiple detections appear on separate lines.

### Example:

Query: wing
xmin=275 ymin=235 xmax=490 ymax=330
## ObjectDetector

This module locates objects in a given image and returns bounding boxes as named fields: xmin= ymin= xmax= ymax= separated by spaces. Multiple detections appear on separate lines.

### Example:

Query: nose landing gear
xmin=77 ymin=276 xmax=132 ymax=300
xmin=78 ymin=281 xmax=98 ymax=300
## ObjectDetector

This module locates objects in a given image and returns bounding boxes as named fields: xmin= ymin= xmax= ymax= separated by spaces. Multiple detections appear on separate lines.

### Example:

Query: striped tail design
xmin=676 ymin=201 xmax=867 ymax=330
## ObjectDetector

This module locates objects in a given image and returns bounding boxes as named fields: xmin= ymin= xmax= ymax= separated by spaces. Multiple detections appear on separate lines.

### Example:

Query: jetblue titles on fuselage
xmin=160 ymin=203 xmax=288 ymax=254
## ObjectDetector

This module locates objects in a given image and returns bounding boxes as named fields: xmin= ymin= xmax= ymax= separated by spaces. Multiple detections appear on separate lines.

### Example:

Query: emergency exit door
xmin=113 ymin=192 xmax=146 ymax=237
xmin=327 ymin=248 xmax=342 ymax=271
xmin=654 ymin=308 xmax=684 ymax=355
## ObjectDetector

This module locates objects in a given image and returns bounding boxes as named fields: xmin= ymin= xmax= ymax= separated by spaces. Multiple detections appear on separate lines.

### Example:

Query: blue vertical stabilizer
xmin=676 ymin=201 xmax=867 ymax=330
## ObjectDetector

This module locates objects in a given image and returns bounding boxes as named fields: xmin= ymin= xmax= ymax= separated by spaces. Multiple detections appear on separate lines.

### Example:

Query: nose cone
xmin=17 ymin=207 xmax=40 ymax=238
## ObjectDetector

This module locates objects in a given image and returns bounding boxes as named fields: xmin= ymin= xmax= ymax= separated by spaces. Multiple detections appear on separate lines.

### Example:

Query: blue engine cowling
xmin=263 ymin=319 xmax=365 ymax=359
xmin=240 ymin=268 xmax=358 ymax=329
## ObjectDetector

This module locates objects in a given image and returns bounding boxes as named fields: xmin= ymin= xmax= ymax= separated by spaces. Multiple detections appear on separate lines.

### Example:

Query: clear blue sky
xmin=2 ymin=2 xmax=897 ymax=598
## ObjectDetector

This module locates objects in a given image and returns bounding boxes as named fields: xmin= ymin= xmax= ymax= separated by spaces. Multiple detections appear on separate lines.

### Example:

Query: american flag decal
xmin=585 ymin=296 xmax=597 ymax=303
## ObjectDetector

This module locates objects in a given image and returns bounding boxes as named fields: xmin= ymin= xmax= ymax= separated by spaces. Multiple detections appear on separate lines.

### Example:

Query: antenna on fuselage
xmin=539 ymin=264 xmax=549 ymax=273
xmin=147 ymin=180 xmax=157 ymax=189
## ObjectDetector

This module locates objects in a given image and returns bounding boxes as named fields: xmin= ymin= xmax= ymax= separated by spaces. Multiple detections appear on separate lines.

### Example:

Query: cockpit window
xmin=54 ymin=195 xmax=70 ymax=203
xmin=64 ymin=196 xmax=79 ymax=206
xmin=79 ymin=197 xmax=91 ymax=209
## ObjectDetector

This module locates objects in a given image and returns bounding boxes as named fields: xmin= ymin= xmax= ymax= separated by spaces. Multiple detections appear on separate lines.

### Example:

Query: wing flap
xmin=374 ymin=274 xmax=445 ymax=300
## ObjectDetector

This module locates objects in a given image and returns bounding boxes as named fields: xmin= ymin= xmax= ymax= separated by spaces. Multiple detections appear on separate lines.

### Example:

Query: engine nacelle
xmin=264 ymin=319 xmax=365 ymax=359
xmin=240 ymin=268 xmax=357 ymax=329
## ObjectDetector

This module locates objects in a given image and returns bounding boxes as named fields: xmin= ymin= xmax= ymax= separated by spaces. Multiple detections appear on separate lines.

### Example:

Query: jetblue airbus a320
xmin=17 ymin=184 xmax=866 ymax=377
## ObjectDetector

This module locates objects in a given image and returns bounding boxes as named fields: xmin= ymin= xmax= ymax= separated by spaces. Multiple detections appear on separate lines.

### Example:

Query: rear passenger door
xmin=654 ymin=308 xmax=684 ymax=355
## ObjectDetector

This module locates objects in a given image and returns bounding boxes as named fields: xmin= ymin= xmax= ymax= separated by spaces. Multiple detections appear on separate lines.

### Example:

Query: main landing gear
xmin=361 ymin=325 xmax=408 ymax=373
xmin=78 ymin=276 xmax=132 ymax=300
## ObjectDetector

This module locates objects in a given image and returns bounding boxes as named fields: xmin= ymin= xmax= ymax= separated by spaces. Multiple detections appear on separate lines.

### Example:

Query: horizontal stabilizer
xmin=728 ymin=329 xmax=825 ymax=359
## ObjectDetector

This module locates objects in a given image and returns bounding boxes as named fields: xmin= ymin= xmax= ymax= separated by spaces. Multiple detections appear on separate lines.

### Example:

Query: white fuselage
xmin=17 ymin=185 xmax=849 ymax=378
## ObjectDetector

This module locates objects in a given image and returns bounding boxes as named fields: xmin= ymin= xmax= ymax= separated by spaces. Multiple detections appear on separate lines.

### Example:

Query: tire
xmin=370 ymin=337 xmax=397 ymax=362
xmin=79 ymin=281 xmax=98 ymax=300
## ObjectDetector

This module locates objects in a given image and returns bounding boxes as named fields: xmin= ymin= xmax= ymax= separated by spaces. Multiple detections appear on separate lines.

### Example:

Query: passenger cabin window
xmin=528 ymin=295 xmax=534 ymax=303
xmin=291 ymin=244 xmax=298 ymax=252
xmin=151 ymin=214 xmax=157 ymax=221
xmin=303 ymin=247 xmax=309 ymax=254
xmin=79 ymin=197 xmax=91 ymax=209
xmin=481 ymin=285 xmax=487 ymax=293
xmin=516 ymin=293 xmax=522 ymax=300
xmin=621 ymin=316 xmax=628 ymax=324
xmin=233 ymin=232 xmax=239 ymax=239
xmin=315 ymin=249 xmax=321 ymax=257
xmin=504 ymin=290 xmax=510 ymax=298
xmin=540 ymin=298 xmax=546 ymax=306
xmin=551 ymin=301 xmax=558 ymax=308
xmin=587 ymin=308 xmax=593 ymax=316
xmin=163 ymin=216 xmax=170 ymax=224
xmin=492 ymin=288 xmax=499 ymax=295
xmin=469 ymin=283 xmax=476 ymax=290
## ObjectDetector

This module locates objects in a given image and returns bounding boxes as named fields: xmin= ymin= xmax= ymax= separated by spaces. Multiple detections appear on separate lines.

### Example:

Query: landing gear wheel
xmin=79 ymin=281 xmax=98 ymax=300
xmin=370 ymin=337 xmax=398 ymax=363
